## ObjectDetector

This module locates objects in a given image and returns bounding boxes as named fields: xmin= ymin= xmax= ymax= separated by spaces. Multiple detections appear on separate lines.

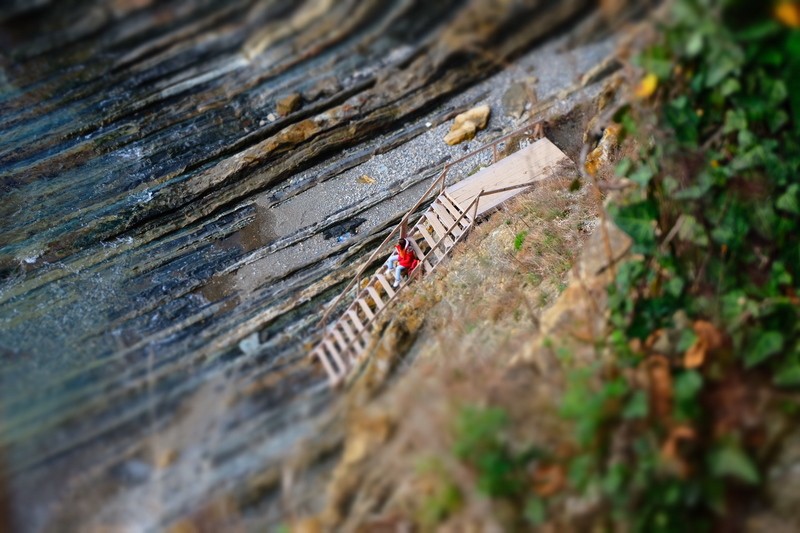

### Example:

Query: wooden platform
xmin=446 ymin=137 xmax=571 ymax=216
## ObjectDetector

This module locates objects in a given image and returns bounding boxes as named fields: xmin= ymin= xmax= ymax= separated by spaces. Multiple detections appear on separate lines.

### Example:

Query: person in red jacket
xmin=392 ymin=237 xmax=419 ymax=288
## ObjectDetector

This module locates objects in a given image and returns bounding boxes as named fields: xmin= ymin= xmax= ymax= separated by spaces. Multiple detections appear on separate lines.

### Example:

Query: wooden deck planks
xmin=446 ymin=138 xmax=571 ymax=217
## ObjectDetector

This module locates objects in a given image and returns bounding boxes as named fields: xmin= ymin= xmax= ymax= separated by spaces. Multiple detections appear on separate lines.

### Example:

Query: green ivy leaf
xmin=674 ymin=371 xmax=703 ymax=422
xmin=639 ymin=45 xmax=674 ymax=80
xmin=746 ymin=331 xmax=785 ymax=367
xmin=723 ymin=109 xmax=748 ymax=134
xmin=769 ymin=110 xmax=790 ymax=133
xmin=615 ymin=158 xmax=633 ymax=178
xmin=568 ymin=454 xmax=594 ymax=491
xmin=776 ymin=184 xmax=800 ymax=215
xmin=665 ymin=276 xmax=686 ymax=298
xmin=767 ymin=79 xmax=789 ymax=107
xmin=524 ymin=498 xmax=547 ymax=525
xmin=611 ymin=200 xmax=659 ymax=252
xmin=710 ymin=444 xmax=760 ymax=485
xmin=706 ymin=52 xmax=743 ymax=88
xmin=686 ymin=32 xmax=704 ymax=57
xmin=720 ymin=78 xmax=741 ymax=97
xmin=630 ymin=163 xmax=656 ymax=187
xmin=735 ymin=20 xmax=781 ymax=42
xmin=623 ymin=390 xmax=649 ymax=420
xmin=677 ymin=215 xmax=709 ymax=246
xmin=674 ymin=371 xmax=703 ymax=402
xmin=774 ymin=361 xmax=800 ymax=387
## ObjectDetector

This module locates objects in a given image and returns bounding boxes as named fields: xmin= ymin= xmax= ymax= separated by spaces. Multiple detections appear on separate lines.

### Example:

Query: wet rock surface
xmin=0 ymin=1 xmax=624 ymax=530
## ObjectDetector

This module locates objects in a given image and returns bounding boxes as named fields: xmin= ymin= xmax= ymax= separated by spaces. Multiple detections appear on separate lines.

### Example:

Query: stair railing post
xmin=472 ymin=190 xmax=483 ymax=230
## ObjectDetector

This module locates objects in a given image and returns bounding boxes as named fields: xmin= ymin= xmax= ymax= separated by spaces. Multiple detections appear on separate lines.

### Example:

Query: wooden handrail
xmin=318 ymin=121 xmax=544 ymax=328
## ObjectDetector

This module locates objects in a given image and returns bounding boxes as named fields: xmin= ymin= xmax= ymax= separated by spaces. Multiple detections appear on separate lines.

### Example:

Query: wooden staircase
xmin=310 ymin=191 xmax=477 ymax=386
xmin=307 ymin=124 xmax=573 ymax=388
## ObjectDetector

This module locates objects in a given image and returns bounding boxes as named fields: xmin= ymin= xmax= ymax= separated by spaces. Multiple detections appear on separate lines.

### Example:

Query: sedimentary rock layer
xmin=0 ymin=0 xmax=604 ymax=530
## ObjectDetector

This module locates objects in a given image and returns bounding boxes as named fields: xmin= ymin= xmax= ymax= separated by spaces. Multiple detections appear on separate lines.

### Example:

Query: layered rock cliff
xmin=0 ymin=1 xmax=642 ymax=530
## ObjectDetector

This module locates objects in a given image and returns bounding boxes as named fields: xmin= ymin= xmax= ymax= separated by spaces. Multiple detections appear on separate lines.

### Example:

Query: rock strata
xmin=0 ymin=1 xmax=625 ymax=530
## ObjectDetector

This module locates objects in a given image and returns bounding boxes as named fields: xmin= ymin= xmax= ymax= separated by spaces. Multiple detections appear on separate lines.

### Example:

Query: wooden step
xmin=410 ymin=231 xmax=436 ymax=274
xmin=424 ymin=211 xmax=457 ymax=244
xmin=430 ymin=202 xmax=461 ymax=236
xmin=375 ymin=273 xmax=396 ymax=298
xmin=438 ymin=195 xmax=472 ymax=229
xmin=339 ymin=318 xmax=359 ymax=344
xmin=416 ymin=224 xmax=445 ymax=261
xmin=338 ymin=314 xmax=369 ymax=357
xmin=366 ymin=285 xmax=385 ymax=309
xmin=346 ymin=309 xmax=366 ymax=332
xmin=313 ymin=347 xmax=341 ymax=384
xmin=442 ymin=191 xmax=470 ymax=217
xmin=329 ymin=327 xmax=351 ymax=360
xmin=357 ymin=297 xmax=376 ymax=320
xmin=323 ymin=339 xmax=348 ymax=375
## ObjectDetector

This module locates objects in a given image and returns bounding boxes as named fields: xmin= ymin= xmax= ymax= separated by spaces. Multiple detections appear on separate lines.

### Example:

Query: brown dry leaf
xmin=684 ymin=320 xmax=724 ymax=369
xmin=785 ymin=287 xmax=800 ymax=305
xmin=532 ymin=463 xmax=566 ymax=497
xmin=776 ymin=1 xmax=800 ymax=27
xmin=660 ymin=425 xmax=696 ymax=478
xmin=645 ymin=329 xmax=667 ymax=351
xmin=357 ymin=174 xmax=377 ymax=185
xmin=645 ymin=355 xmax=673 ymax=420
xmin=628 ymin=337 xmax=644 ymax=356
xmin=683 ymin=344 xmax=704 ymax=369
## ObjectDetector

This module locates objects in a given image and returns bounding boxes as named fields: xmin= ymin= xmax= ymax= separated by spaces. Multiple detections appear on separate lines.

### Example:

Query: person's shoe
xmin=392 ymin=280 xmax=400 ymax=288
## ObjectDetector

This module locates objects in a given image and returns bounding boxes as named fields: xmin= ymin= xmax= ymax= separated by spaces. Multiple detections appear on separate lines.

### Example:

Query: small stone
xmin=238 ymin=332 xmax=260 ymax=355
xmin=276 ymin=93 xmax=302 ymax=117
xmin=154 ymin=448 xmax=179 ymax=469
xmin=258 ymin=119 xmax=266 ymax=126
xmin=357 ymin=174 xmax=376 ymax=184
xmin=443 ymin=104 xmax=491 ymax=145
xmin=425 ymin=121 xmax=432 ymax=128
xmin=502 ymin=81 xmax=535 ymax=119
xmin=303 ymin=76 xmax=341 ymax=101
xmin=267 ymin=113 xmax=277 ymax=122
xmin=113 ymin=459 xmax=152 ymax=484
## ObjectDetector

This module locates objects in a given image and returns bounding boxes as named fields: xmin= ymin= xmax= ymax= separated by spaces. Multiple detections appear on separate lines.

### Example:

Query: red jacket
xmin=396 ymin=242 xmax=419 ymax=271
